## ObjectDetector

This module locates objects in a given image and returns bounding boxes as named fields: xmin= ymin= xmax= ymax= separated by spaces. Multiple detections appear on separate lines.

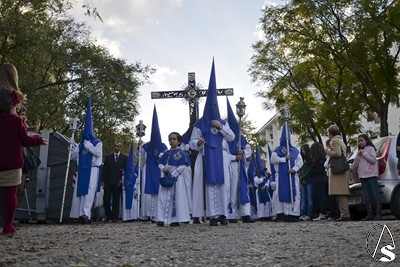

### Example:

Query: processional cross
xmin=151 ymin=72 xmax=234 ymax=129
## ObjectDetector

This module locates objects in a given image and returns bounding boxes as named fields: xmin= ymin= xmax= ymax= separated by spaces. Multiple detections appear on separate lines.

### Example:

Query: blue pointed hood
xmin=279 ymin=122 xmax=293 ymax=148
xmin=124 ymin=143 xmax=137 ymax=209
xmin=226 ymin=97 xmax=247 ymax=154
xmin=77 ymin=96 xmax=100 ymax=197
xmin=82 ymin=96 xmax=99 ymax=143
xmin=143 ymin=105 xmax=167 ymax=194
xmin=255 ymin=146 xmax=266 ymax=177
xmin=194 ymin=59 xmax=224 ymax=148
xmin=182 ymin=125 xmax=193 ymax=145
xmin=274 ymin=121 xmax=299 ymax=203
xmin=267 ymin=144 xmax=276 ymax=177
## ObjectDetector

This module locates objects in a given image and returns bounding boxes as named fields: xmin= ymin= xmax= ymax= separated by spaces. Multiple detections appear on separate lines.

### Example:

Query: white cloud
xmin=73 ymin=0 xmax=184 ymax=35
xmin=151 ymin=65 xmax=180 ymax=90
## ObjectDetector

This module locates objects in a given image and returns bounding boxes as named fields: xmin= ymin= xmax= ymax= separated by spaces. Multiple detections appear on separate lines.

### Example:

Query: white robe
xmin=189 ymin=122 xmax=235 ymax=218
xmin=253 ymin=177 xmax=273 ymax=219
xmin=137 ymin=149 xmax=157 ymax=220
xmin=70 ymin=140 xmax=103 ymax=220
xmin=180 ymin=142 xmax=193 ymax=215
xmin=226 ymin=143 xmax=252 ymax=219
xmin=270 ymin=151 xmax=303 ymax=216
xmin=156 ymin=164 xmax=192 ymax=223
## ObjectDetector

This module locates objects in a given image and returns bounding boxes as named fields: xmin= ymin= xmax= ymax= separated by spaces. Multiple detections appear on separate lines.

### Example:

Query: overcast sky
xmin=69 ymin=0 xmax=284 ymax=145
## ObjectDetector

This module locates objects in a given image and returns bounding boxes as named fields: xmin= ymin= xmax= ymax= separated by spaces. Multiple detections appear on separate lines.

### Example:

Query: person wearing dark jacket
xmin=101 ymin=142 xmax=128 ymax=222
xmin=396 ymin=133 xmax=400 ymax=175
xmin=309 ymin=142 xmax=329 ymax=220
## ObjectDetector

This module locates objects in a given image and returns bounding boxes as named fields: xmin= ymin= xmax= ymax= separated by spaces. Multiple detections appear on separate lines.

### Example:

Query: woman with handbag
xmin=156 ymin=132 xmax=191 ymax=226
xmin=353 ymin=134 xmax=380 ymax=220
xmin=0 ymin=67 xmax=48 ymax=235
xmin=325 ymin=125 xmax=351 ymax=221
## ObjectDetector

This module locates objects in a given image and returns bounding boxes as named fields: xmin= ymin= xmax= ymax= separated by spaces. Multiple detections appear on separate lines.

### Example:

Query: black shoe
xmin=79 ymin=215 xmax=91 ymax=224
xmin=170 ymin=222 xmax=180 ymax=227
xmin=78 ymin=215 xmax=86 ymax=224
xmin=219 ymin=215 xmax=228 ymax=225
xmin=83 ymin=216 xmax=92 ymax=224
xmin=242 ymin=215 xmax=255 ymax=223
xmin=228 ymin=219 xmax=238 ymax=223
xmin=156 ymin=221 xmax=165 ymax=227
xmin=273 ymin=213 xmax=284 ymax=222
xmin=336 ymin=216 xmax=351 ymax=221
xmin=209 ymin=218 xmax=218 ymax=226
xmin=284 ymin=215 xmax=299 ymax=222
xmin=182 ymin=221 xmax=190 ymax=224
xmin=192 ymin=217 xmax=201 ymax=224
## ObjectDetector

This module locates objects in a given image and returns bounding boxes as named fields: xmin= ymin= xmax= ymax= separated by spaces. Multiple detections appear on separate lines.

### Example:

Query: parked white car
xmin=347 ymin=135 xmax=400 ymax=219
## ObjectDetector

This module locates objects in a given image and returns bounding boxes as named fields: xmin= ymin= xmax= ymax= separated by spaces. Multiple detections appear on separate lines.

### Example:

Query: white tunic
xmin=226 ymin=143 xmax=252 ymax=219
xmin=156 ymin=162 xmax=192 ymax=223
xmin=253 ymin=176 xmax=273 ymax=218
xmin=136 ymin=149 xmax=156 ymax=220
xmin=189 ymin=122 xmax=235 ymax=218
xmin=270 ymin=151 xmax=303 ymax=216
xmin=70 ymin=140 xmax=103 ymax=220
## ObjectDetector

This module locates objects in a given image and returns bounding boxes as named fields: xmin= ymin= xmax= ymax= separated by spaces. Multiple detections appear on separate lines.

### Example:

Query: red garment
xmin=0 ymin=113 xmax=43 ymax=171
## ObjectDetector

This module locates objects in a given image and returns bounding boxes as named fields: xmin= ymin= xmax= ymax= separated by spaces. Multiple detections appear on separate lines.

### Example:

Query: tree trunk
xmin=378 ymin=104 xmax=389 ymax=137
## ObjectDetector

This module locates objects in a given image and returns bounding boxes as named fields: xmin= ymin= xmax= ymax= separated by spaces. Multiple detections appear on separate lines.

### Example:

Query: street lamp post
xmin=235 ymin=97 xmax=246 ymax=209
xmin=60 ymin=117 xmax=81 ymax=223
xmin=135 ymin=120 xmax=146 ymax=218
xmin=279 ymin=103 xmax=294 ymax=208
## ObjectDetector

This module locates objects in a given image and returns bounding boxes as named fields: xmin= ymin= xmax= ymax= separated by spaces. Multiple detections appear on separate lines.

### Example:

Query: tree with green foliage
xmin=249 ymin=0 xmax=400 ymax=140
xmin=0 ymin=0 xmax=154 ymax=155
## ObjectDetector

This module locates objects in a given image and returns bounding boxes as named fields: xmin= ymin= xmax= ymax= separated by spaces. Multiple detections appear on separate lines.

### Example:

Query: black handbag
xmin=160 ymin=172 xmax=175 ymax=188
xmin=330 ymin=148 xmax=350 ymax=174
xmin=23 ymin=147 xmax=41 ymax=171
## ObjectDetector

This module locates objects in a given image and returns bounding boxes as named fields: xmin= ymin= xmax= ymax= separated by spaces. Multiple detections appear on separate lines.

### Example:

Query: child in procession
xmin=156 ymin=132 xmax=192 ymax=226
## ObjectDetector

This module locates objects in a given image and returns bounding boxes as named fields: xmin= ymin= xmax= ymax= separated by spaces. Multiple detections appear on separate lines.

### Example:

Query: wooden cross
xmin=151 ymin=72 xmax=234 ymax=128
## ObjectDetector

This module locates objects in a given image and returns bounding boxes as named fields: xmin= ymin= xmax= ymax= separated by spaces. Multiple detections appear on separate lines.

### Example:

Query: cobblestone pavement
xmin=0 ymin=219 xmax=399 ymax=267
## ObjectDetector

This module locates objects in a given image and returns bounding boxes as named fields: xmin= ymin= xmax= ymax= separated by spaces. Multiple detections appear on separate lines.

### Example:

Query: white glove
xmin=83 ymin=140 xmax=92 ymax=149
xmin=184 ymin=144 xmax=190 ymax=152
xmin=254 ymin=176 xmax=262 ymax=186
xmin=270 ymin=181 xmax=276 ymax=190
xmin=171 ymin=170 xmax=179 ymax=178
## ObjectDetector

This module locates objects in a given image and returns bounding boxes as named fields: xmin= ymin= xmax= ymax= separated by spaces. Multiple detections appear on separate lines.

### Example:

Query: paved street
xmin=1 ymin=219 xmax=399 ymax=266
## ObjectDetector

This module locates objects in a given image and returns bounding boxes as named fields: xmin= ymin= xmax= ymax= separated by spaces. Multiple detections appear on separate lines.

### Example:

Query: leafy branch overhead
xmin=0 ymin=0 xmax=155 ymax=155
xmin=249 ymin=0 xmax=400 ymax=142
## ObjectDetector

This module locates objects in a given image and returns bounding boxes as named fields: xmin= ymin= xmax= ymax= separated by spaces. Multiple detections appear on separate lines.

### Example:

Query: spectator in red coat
xmin=0 ymin=64 xmax=48 ymax=235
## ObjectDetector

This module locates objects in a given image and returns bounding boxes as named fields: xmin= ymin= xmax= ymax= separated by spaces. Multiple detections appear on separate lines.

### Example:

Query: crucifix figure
xmin=151 ymin=72 xmax=234 ymax=129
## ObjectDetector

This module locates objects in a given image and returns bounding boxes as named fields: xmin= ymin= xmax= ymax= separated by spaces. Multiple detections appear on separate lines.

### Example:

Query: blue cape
xmin=194 ymin=59 xmax=225 ymax=184
xmin=124 ymin=143 xmax=137 ymax=209
xmin=143 ymin=106 xmax=167 ymax=194
xmin=274 ymin=122 xmax=299 ymax=203
xmin=77 ymin=96 xmax=101 ymax=197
